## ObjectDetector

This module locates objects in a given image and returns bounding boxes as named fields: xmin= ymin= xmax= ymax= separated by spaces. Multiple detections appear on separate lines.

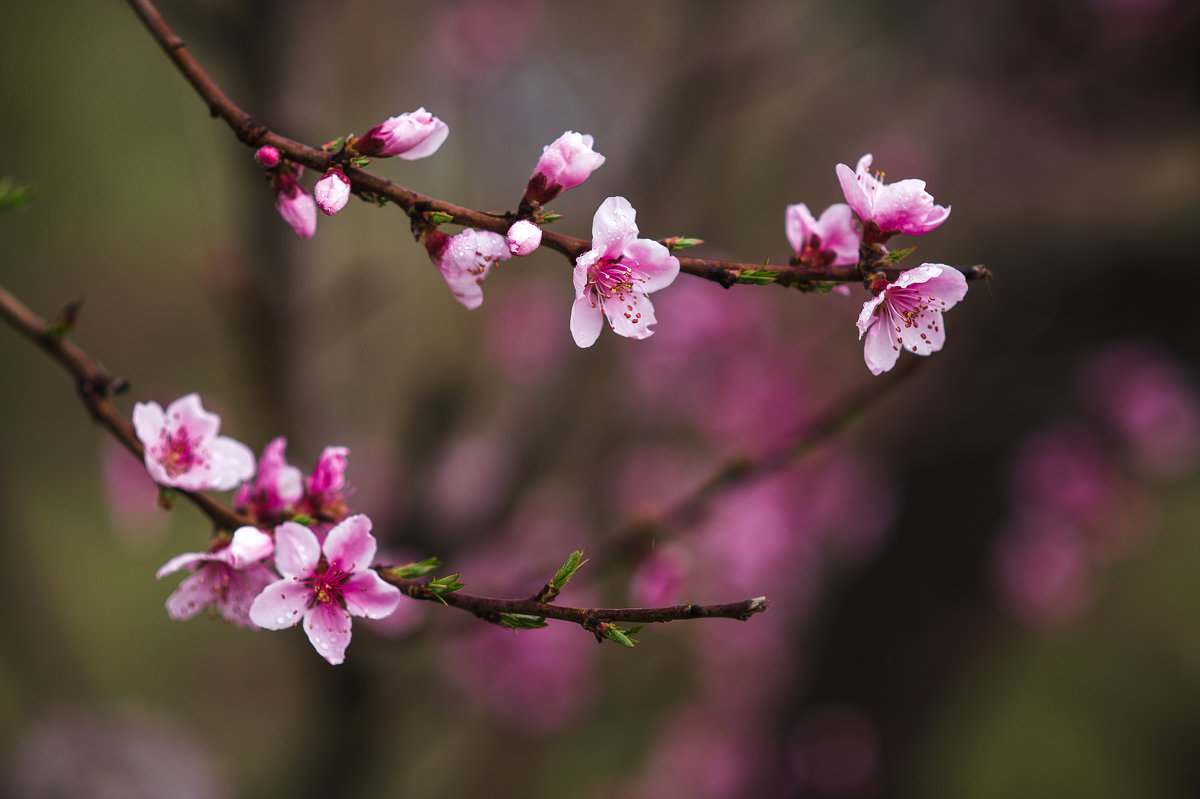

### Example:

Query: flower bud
xmin=273 ymin=173 xmax=317 ymax=239
xmin=254 ymin=146 xmax=281 ymax=168
xmin=314 ymin=167 xmax=351 ymax=216
xmin=355 ymin=108 xmax=449 ymax=159
xmin=506 ymin=219 xmax=542 ymax=256
xmin=524 ymin=131 xmax=605 ymax=206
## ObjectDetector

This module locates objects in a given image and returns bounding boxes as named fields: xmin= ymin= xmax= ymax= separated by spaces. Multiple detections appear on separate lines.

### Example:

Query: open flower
xmin=133 ymin=394 xmax=256 ymax=491
xmin=249 ymin=515 xmax=401 ymax=665
xmin=571 ymin=196 xmax=680 ymax=347
xmin=857 ymin=264 xmax=967 ymax=375
xmin=157 ymin=527 xmax=276 ymax=627
xmin=234 ymin=437 xmax=304 ymax=522
xmin=355 ymin=108 xmax=449 ymax=159
xmin=785 ymin=202 xmax=859 ymax=267
xmin=524 ymin=131 xmax=606 ymax=206
xmin=426 ymin=228 xmax=511 ymax=310
xmin=836 ymin=154 xmax=950 ymax=238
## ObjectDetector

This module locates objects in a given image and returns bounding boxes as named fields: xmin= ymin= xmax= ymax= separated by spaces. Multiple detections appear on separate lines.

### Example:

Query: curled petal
xmin=624 ymin=239 xmax=679 ymax=294
xmin=323 ymin=514 xmax=377 ymax=572
xmin=225 ymin=526 xmax=274 ymax=569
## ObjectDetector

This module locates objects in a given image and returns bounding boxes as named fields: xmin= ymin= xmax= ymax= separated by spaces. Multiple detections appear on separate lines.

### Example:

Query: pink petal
xmin=862 ymin=315 xmax=901 ymax=375
xmin=590 ymin=196 xmax=638 ymax=258
xmin=274 ymin=522 xmax=320 ymax=579
xmin=165 ymin=394 xmax=221 ymax=441
xmin=398 ymin=116 xmax=449 ymax=161
xmin=156 ymin=550 xmax=207 ymax=579
xmin=624 ymin=239 xmax=680 ymax=294
xmin=342 ymin=571 xmax=402 ymax=619
xmin=248 ymin=577 xmax=309 ymax=630
xmin=817 ymin=203 xmax=861 ymax=266
xmin=176 ymin=436 xmax=255 ymax=492
xmin=303 ymin=603 xmax=353 ymax=665
xmin=225 ymin=526 xmax=274 ymax=568
xmin=323 ymin=514 xmax=377 ymax=572
xmin=132 ymin=402 xmax=165 ymax=451
xmin=215 ymin=564 xmax=278 ymax=628
xmin=836 ymin=162 xmax=871 ymax=221
xmin=604 ymin=290 xmax=658 ymax=340
xmin=570 ymin=295 xmax=604 ymax=348
xmin=784 ymin=203 xmax=817 ymax=255
xmin=164 ymin=568 xmax=219 ymax=621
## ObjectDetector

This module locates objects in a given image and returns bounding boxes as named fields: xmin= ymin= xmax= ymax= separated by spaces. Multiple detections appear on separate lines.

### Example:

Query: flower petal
xmin=165 ymin=394 xmax=221 ymax=441
xmin=624 ymin=239 xmax=679 ymax=295
xmin=303 ymin=603 xmax=353 ymax=665
xmin=837 ymin=162 xmax=871 ymax=221
xmin=570 ymin=294 xmax=604 ymax=348
xmin=784 ymin=203 xmax=817 ymax=255
xmin=156 ymin=551 xmax=208 ymax=579
xmin=249 ymin=577 xmax=309 ymax=630
xmin=225 ymin=526 xmax=275 ymax=569
xmin=215 ymin=564 xmax=278 ymax=628
xmin=164 ymin=567 xmax=220 ymax=621
xmin=274 ymin=521 xmax=320 ymax=579
xmin=604 ymin=291 xmax=658 ymax=340
xmin=342 ymin=571 xmax=402 ymax=619
xmin=590 ymin=196 xmax=637 ymax=258
xmin=323 ymin=514 xmax=377 ymax=572
xmin=862 ymin=312 xmax=901 ymax=375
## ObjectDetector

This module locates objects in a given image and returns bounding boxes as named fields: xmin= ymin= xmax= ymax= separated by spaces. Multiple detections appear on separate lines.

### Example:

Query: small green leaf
xmin=662 ymin=236 xmax=704 ymax=252
xmin=427 ymin=573 xmax=464 ymax=594
xmin=499 ymin=613 xmax=549 ymax=630
xmin=601 ymin=624 xmax=638 ymax=648
xmin=883 ymin=246 xmax=917 ymax=264
xmin=43 ymin=299 xmax=83 ymax=340
xmin=321 ymin=136 xmax=346 ymax=152
xmin=427 ymin=211 xmax=454 ymax=224
xmin=382 ymin=557 xmax=442 ymax=580
xmin=735 ymin=267 xmax=781 ymax=285
xmin=550 ymin=550 xmax=589 ymax=591
xmin=350 ymin=156 xmax=371 ymax=168
xmin=0 ymin=177 xmax=34 ymax=212
xmin=289 ymin=513 xmax=317 ymax=527
xmin=538 ymin=212 xmax=563 ymax=224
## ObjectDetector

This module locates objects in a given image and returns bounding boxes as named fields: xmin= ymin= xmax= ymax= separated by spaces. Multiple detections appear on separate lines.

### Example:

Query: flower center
xmin=303 ymin=558 xmax=350 ymax=609
xmin=154 ymin=425 xmax=207 ymax=477
xmin=587 ymin=259 xmax=636 ymax=304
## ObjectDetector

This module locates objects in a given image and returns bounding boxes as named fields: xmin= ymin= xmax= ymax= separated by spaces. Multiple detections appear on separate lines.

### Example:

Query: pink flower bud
xmin=254 ymin=146 xmax=280 ymax=167
xmin=356 ymin=107 xmax=449 ymax=159
xmin=314 ymin=167 xmax=351 ymax=216
xmin=524 ymin=131 xmax=605 ymax=205
xmin=429 ymin=228 xmax=511 ymax=310
xmin=272 ymin=173 xmax=317 ymax=239
xmin=506 ymin=219 xmax=542 ymax=256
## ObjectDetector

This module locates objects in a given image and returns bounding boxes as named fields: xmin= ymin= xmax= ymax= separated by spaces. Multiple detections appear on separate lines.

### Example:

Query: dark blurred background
xmin=2 ymin=0 xmax=1199 ymax=797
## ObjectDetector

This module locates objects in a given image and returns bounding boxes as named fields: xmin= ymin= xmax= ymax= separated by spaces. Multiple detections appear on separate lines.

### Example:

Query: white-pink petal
xmin=323 ymin=514 xmax=377 ymax=572
xmin=604 ymin=291 xmax=658 ymax=340
xmin=623 ymin=239 xmax=679 ymax=293
xmin=590 ymin=196 xmax=638 ymax=258
xmin=570 ymin=295 xmax=604 ymax=348
xmin=342 ymin=571 xmax=402 ymax=619
xmin=249 ymin=578 xmax=310 ymax=630
xmin=226 ymin=526 xmax=275 ymax=568
xmin=303 ymin=603 xmax=354 ymax=665
xmin=273 ymin=521 xmax=320 ymax=579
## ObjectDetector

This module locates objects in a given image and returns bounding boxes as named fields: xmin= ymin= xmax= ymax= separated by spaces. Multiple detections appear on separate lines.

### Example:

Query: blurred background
xmin=2 ymin=0 xmax=1200 ymax=796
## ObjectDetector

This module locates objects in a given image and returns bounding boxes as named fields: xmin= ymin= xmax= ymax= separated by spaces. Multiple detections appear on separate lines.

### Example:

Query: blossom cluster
xmin=250 ymin=96 xmax=972 ymax=371
xmin=138 ymin=394 xmax=400 ymax=665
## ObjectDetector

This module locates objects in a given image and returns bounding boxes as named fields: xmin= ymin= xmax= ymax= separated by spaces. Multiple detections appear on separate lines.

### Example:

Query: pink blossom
xmin=425 ymin=227 xmax=511 ymax=310
xmin=300 ymin=445 xmax=351 ymax=520
xmin=249 ymin=515 xmax=401 ymax=665
xmin=233 ymin=437 xmax=304 ymax=521
xmin=156 ymin=526 xmax=276 ymax=627
xmin=313 ymin=167 xmax=350 ymax=216
xmin=272 ymin=171 xmax=316 ymax=239
xmin=856 ymin=263 xmax=967 ymax=375
xmin=524 ymin=131 xmax=606 ymax=205
xmin=132 ymin=393 xmax=256 ymax=491
xmin=254 ymin=146 xmax=280 ymax=168
xmin=836 ymin=153 xmax=950 ymax=237
xmin=571 ymin=196 xmax=680 ymax=347
xmin=355 ymin=108 xmax=449 ymax=159
xmin=505 ymin=219 xmax=542 ymax=256
xmin=785 ymin=202 xmax=859 ymax=267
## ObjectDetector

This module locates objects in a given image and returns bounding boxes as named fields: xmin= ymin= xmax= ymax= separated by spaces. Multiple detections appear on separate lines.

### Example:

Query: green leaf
xmin=735 ymin=267 xmax=781 ymax=285
xmin=427 ymin=573 xmax=464 ymax=595
xmin=499 ymin=613 xmax=548 ymax=630
xmin=883 ymin=246 xmax=917 ymax=264
xmin=662 ymin=236 xmax=704 ymax=252
xmin=427 ymin=211 xmax=454 ymax=224
xmin=382 ymin=557 xmax=442 ymax=580
xmin=550 ymin=550 xmax=589 ymax=591
xmin=601 ymin=624 xmax=639 ymax=648
xmin=350 ymin=156 xmax=371 ymax=168
xmin=288 ymin=513 xmax=317 ymax=527
xmin=0 ymin=177 xmax=34 ymax=212
xmin=539 ymin=212 xmax=563 ymax=224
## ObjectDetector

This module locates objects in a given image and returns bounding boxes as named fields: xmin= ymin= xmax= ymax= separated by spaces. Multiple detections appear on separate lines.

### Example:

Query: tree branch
xmin=123 ymin=0 xmax=988 ymax=289
xmin=0 ymin=283 xmax=253 ymax=532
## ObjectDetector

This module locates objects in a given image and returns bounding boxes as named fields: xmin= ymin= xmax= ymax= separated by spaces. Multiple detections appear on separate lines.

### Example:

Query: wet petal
xmin=249 ymin=577 xmax=309 ymax=630
xmin=605 ymin=291 xmax=657 ymax=340
xmin=624 ymin=239 xmax=679 ymax=294
xmin=342 ymin=571 xmax=402 ymax=619
xmin=570 ymin=295 xmax=604 ymax=348
xmin=590 ymin=196 xmax=638 ymax=258
xmin=224 ymin=526 xmax=274 ymax=568
xmin=164 ymin=567 xmax=221 ymax=621
xmin=303 ymin=603 xmax=353 ymax=665
xmin=274 ymin=522 xmax=320 ymax=579
xmin=323 ymin=514 xmax=377 ymax=572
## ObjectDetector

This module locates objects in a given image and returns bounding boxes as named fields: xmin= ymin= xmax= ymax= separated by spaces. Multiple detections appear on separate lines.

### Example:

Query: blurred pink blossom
xmin=313 ymin=167 xmax=350 ymax=216
xmin=836 ymin=153 xmax=950 ymax=238
xmin=1080 ymin=342 xmax=1200 ymax=476
xmin=132 ymin=393 xmax=255 ymax=491
xmin=250 ymin=515 xmax=401 ymax=664
xmin=629 ymin=544 xmax=691 ymax=607
xmin=571 ymin=196 xmax=680 ymax=347
xmin=483 ymin=279 xmax=570 ymax=379
xmin=101 ymin=437 xmax=168 ymax=540
xmin=857 ymin=263 xmax=967 ymax=375
xmin=429 ymin=0 xmax=545 ymax=85
xmin=785 ymin=202 xmax=860 ymax=267
xmin=993 ymin=517 xmax=1094 ymax=626
xmin=788 ymin=705 xmax=879 ymax=796
xmin=524 ymin=131 xmax=606 ymax=205
xmin=355 ymin=108 xmax=448 ymax=159
xmin=157 ymin=526 xmax=276 ymax=627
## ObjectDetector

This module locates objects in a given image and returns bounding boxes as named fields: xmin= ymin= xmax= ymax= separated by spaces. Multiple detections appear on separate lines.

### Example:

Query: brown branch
xmin=124 ymin=0 xmax=987 ymax=290
xmin=0 ymin=282 xmax=253 ymax=532
xmin=382 ymin=574 xmax=768 ymax=626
